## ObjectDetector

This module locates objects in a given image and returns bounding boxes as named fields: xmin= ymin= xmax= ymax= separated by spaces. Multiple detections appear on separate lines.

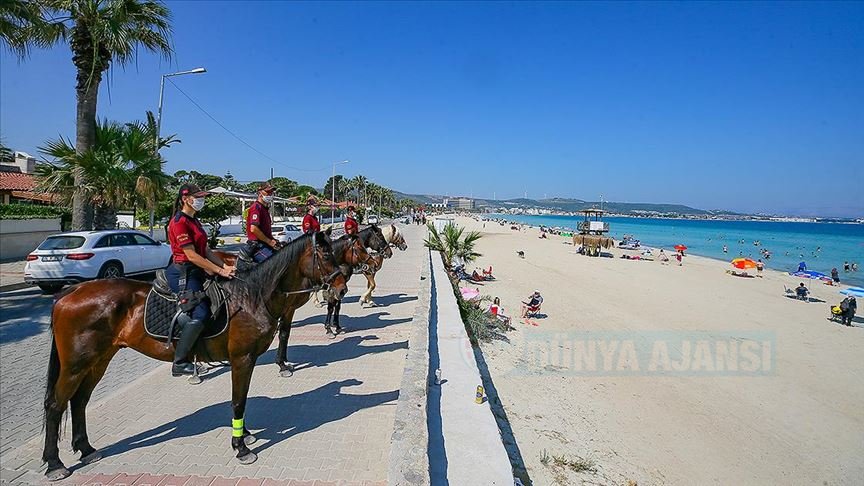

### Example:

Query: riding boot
xmin=172 ymin=319 xmax=205 ymax=376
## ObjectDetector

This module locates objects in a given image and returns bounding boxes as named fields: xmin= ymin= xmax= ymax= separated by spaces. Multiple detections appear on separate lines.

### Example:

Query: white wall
xmin=0 ymin=218 xmax=61 ymax=261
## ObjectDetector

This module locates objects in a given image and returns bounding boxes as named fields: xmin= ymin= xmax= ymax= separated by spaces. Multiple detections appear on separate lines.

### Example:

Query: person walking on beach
xmin=676 ymin=252 xmax=683 ymax=266
xmin=840 ymin=296 xmax=857 ymax=326
xmin=831 ymin=268 xmax=840 ymax=284
xmin=757 ymin=259 xmax=764 ymax=277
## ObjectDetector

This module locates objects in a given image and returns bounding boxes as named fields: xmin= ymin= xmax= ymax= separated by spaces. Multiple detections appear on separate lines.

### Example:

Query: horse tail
xmin=43 ymin=310 xmax=61 ymax=431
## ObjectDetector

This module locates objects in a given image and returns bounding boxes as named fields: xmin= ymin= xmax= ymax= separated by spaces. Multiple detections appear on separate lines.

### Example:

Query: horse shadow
xmin=259 ymin=334 xmax=408 ymax=371
xmin=96 ymin=379 xmax=398 ymax=461
xmin=291 ymin=311 xmax=411 ymax=332
xmin=340 ymin=293 xmax=418 ymax=307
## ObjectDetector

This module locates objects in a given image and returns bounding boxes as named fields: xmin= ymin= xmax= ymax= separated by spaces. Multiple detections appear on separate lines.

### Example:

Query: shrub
xmin=0 ymin=203 xmax=69 ymax=220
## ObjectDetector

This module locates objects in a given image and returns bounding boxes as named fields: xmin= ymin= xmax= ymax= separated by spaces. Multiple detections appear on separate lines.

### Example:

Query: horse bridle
xmin=283 ymin=233 xmax=341 ymax=295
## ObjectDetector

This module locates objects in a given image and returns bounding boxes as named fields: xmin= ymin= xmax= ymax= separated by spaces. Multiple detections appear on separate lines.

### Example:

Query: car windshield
xmin=38 ymin=236 xmax=86 ymax=250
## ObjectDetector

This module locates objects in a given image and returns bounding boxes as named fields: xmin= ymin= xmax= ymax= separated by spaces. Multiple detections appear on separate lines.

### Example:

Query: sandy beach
xmin=453 ymin=216 xmax=864 ymax=485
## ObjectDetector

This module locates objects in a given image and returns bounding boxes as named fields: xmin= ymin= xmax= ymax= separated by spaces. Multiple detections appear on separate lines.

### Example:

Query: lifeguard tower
xmin=577 ymin=208 xmax=610 ymax=235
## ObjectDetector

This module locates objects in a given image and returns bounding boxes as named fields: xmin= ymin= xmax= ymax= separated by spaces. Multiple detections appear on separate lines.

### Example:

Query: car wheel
xmin=98 ymin=262 xmax=124 ymax=279
xmin=38 ymin=283 xmax=64 ymax=294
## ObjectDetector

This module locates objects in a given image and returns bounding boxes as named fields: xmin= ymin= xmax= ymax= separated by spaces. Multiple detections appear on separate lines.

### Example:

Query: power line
xmin=165 ymin=77 xmax=328 ymax=173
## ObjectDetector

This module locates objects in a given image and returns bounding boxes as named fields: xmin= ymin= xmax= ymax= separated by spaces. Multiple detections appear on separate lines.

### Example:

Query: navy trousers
xmin=165 ymin=263 xmax=211 ymax=321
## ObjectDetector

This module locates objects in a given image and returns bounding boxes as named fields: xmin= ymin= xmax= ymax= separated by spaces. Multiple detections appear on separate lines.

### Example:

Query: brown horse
xmin=273 ymin=226 xmax=390 ymax=377
xmin=41 ymin=232 xmax=360 ymax=481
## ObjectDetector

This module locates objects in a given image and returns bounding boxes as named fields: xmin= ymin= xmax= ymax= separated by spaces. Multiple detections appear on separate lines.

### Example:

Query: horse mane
xmin=330 ymin=233 xmax=358 ymax=263
xmin=383 ymin=224 xmax=405 ymax=246
xmin=227 ymin=233 xmax=317 ymax=304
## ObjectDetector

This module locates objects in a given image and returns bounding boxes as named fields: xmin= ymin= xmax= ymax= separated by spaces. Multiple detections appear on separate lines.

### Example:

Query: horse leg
xmin=69 ymin=351 xmax=116 ymax=464
xmin=360 ymin=273 xmax=376 ymax=307
xmin=229 ymin=355 xmax=258 ymax=465
xmin=324 ymin=302 xmax=335 ymax=337
xmin=333 ymin=300 xmax=343 ymax=334
xmin=43 ymin=342 xmax=90 ymax=481
xmin=275 ymin=310 xmax=295 ymax=377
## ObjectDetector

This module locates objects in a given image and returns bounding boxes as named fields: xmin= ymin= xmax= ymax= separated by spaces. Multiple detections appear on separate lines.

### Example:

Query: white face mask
xmin=190 ymin=197 xmax=205 ymax=211
xmin=262 ymin=195 xmax=274 ymax=205
xmin=310 ymin=207 xmax=317 ymax=215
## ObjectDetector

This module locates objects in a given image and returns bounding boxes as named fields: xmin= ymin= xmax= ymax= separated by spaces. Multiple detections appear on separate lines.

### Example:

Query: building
xmin=449 ymin=197 xmax=475 ymax=210
xmin=0 ymin=165 xmax=54 ymax=204
xmin=0 ymin=151 xmax=38 ymax=174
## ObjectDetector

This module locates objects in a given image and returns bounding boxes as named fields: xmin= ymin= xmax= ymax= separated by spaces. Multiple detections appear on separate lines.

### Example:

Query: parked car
xmin=24 ymin=230 xmax=172 ymax=294
xmin=273 ymin=224 xmax=302 ymax=243
xmin=366 ymin=214 xmax=380 ymax=225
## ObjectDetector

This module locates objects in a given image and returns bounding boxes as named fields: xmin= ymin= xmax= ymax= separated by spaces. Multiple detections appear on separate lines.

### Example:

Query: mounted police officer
xmin=302 ymin=198 xmax=320 ymax=234
xmin=344 ymin=205 xmax=359 ymax=236
xmin=246 ymin=181 xmax=282 ymax=263
xmin=166 ymin=183 xmax=235 ymax=376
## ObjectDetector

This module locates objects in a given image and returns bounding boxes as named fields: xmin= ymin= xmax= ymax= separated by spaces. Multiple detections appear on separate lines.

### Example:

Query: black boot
xmin=172 ymin=319 xmax=205 ymax=376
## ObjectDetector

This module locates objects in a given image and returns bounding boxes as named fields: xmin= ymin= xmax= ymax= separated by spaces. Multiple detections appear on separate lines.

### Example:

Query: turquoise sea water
xmin=489 ymin=214 xmax=864 ymax=287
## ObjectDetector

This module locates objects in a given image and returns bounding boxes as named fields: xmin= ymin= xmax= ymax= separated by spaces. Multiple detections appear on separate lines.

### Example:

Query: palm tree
xmin=3 ymin=0 xmax=173 ymax=230
xmin=0 ymin=139 xmax=14 ymax=164
xmin=36 ymin=115 xmax=175 ymax=229
xmin=350 ymin=175 xmax=367 ymax=207
xmin=424 ymin=222 xmax=482 ymax=269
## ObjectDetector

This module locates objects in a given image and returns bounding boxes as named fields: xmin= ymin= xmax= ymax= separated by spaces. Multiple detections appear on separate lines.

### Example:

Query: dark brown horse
xmin=272 ymin=226 xmax=390 ymax=377
xmin=41 ymin=232 xmax=363 ymax=481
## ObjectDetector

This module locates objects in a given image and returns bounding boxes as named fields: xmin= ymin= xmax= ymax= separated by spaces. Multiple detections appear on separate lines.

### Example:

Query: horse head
xmin=365 ymin=224 xmax=393 ymax=259
xmin=336 ymin=233 xmax=375 ymax=275
xmin=388 ymin=224 xmax=408 ymax=252
xmin=307 ymin=231 xmax=348 ymax=300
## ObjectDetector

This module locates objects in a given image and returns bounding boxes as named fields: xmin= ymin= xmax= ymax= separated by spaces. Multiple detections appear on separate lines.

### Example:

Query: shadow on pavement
xmin=260 ymin=334 xmax=408 ymax=372
xmin=0 ymin=287 xmax=55 ymax=345
xmin=340 ymin=293 xmax=419 ymax=307
xmin=96 ymin=379 xmax=398 ymax=461
xmin=292 ymin=310 xmax=411 ymax=333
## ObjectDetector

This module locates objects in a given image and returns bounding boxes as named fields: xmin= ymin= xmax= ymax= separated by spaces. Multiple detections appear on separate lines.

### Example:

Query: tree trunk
xmin=93 ymin=205 xmax=117 ymax=230
xmin=73 ymin=70 xmax=99 ymax=230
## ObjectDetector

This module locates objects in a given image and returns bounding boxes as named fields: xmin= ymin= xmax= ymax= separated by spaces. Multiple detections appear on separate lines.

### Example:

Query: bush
xmin=0 ymin=203 xmax=69 ymax=220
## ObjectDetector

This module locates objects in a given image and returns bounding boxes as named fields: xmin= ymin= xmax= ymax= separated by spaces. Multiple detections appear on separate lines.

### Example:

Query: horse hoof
xmin=81 ymin=450 xmax=103 ymax=465
xmin=243 ymin=434 xmax=257 ymax=445
xmin=327 ymin=332 xmax=337 ymax=340
xmin=187 ymin=375 xmax=203 ymax=385
xmin=46 ymin=467 xmax=71 ymax=482
xmin=279 ymin=368 xmax=294 ymax=377
xmin=237 ymin=451 xmax=258 ymax=465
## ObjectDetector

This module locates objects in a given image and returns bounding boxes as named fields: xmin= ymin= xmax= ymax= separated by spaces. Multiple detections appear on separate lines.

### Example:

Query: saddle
xmin=144 ymin=269 xmax=229 ymax=341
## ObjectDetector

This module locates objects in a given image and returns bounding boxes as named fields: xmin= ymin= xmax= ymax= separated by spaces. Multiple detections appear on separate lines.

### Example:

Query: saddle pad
xmin=144 ymin=289 xmax=228 ymax=341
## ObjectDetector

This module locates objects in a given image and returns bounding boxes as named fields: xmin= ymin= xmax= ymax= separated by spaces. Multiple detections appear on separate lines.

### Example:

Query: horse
xmin=358 ymin=223 xmax=408 ymax=308
xmin=41 ymin=232 xmax=360 ymax=481
xmin=273 ymin=226 xmax=391 ymax=377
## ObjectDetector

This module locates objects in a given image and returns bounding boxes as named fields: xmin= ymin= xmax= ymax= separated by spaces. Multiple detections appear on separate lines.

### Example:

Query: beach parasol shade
xmin=840 ymin=287 xmax=864 ymax=298
xmin=731 ymin=258 xmax=757 ymax=269
xmin=674 ymin=244 xmax=688 ymax=251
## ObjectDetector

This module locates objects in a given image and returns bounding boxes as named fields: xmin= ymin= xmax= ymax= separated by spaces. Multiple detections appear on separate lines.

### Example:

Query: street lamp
xmin=150 ymin=67 xmax=207 ymax=236
xmin=331 ymin=160 xmax=349 ymax=224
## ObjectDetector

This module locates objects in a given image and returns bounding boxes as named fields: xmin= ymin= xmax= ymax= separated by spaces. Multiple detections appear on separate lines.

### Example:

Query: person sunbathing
xmin=487 ymin=297 xmax=511 ymax=325
xmin=521 ymin=291 xmax=543 ymax=317
xmin=796 ymin=282 xmax=810 ymax=301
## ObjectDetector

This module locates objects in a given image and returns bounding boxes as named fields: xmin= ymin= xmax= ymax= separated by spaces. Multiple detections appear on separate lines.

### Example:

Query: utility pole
xmin=270 ymin=167 xmax=274 ymax=180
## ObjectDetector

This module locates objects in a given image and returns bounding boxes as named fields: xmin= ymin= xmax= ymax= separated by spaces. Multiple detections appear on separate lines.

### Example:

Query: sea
xmin=488 ymin=214 xmax=864 ymax=287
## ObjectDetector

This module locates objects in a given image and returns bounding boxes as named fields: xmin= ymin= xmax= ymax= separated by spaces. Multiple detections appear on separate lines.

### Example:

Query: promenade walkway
xmin=0 ymin=224 xmax=425 ymax=486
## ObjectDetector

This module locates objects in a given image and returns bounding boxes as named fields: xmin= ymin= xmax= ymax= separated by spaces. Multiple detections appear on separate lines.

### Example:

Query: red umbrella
xmin=674 ymin=244 xmax=688 ymax=251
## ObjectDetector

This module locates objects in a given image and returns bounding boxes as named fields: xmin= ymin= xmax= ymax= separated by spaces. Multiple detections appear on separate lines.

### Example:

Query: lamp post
xmin=331 ymin=160 xmax=349 ymax=224
xmin=150 ymin=67 xmax=207 ymax=236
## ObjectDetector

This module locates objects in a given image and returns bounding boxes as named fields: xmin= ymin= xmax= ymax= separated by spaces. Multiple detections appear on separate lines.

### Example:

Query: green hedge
xmin=0 ymin=204 xmax=72 ymax=229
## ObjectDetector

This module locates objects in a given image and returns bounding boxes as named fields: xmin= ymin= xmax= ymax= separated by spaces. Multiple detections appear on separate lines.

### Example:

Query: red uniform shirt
xmin=344 ymin=216 xmax=359 ymax=235
xmin=302 ymin=213 xmax=320 ymax=234
xmin=168 ymin=212 xmax=208 ymax=263
xmin=246 ymin=201 xmax=273 ymax=241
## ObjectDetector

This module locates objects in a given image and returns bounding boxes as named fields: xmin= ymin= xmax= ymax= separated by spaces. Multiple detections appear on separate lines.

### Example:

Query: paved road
xmin=0 ymin=287 xmax=163 ymax=457
xmin=1 ymin=224 xmax=425 ymax=485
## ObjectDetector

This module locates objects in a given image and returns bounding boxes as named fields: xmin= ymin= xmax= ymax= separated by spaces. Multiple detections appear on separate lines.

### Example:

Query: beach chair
xmin=524 ymin=303 xmax=542 ymax=318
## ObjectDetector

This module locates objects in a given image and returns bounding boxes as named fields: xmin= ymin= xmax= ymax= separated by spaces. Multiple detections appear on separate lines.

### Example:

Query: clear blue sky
xmin=2 ymin=1 xmax=862 ymax=217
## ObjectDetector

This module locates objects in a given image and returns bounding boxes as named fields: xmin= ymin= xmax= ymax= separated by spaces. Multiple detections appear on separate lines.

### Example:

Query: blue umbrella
xmin=840 ymin=287 xmax=864 ymax=298
xmin=789 ymin=270 xmax=830 ymax=280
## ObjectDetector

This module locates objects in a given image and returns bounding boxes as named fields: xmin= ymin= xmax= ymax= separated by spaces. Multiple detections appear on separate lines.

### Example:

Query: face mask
xmin=310 ymin=207 xmax=317 ymax=215
xmin=263 ymin=195 xmax=274 ymax=205
xmin=190 ymin=197 xmax=205 ymax=211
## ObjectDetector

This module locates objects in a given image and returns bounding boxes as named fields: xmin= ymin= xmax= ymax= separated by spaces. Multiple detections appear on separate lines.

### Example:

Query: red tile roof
xmin=0 ymin=172 xmax=36 ymax=191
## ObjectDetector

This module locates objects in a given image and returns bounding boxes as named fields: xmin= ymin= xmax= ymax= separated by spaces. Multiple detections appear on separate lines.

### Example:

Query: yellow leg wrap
xmin=232 ymin=418 xmax=244 ymax=438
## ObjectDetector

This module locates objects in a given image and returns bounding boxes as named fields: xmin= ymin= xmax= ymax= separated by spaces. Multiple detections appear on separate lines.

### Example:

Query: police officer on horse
xmin=166 ymin=183 xmax=235 ymax=376
xmin=344 ymin=205 xmax=359 ymax=235
xmin=246 ymin=181 xmax=282 ymax=263
xmin=302 ymin=198 xmax=320 ymax=234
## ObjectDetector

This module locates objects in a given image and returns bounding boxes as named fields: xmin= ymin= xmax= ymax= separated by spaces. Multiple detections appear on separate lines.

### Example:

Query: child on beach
xmin=676 ymin=252 xmax=683 ymax=266
xmin=757 ymin=259 xmax=764 ymax=276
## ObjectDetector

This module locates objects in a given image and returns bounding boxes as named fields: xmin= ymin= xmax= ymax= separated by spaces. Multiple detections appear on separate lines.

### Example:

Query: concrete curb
xmin=388 ymin=248 xmax=432 ymax=485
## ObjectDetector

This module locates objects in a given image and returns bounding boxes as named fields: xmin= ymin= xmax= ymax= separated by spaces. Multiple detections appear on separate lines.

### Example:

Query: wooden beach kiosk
xmin=573 ymin=208 xmax=613 ymax=256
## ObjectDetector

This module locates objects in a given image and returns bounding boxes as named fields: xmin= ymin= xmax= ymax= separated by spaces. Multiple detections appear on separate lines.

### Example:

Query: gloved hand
xmin=272 ymin=240 xmax=285 ymax=251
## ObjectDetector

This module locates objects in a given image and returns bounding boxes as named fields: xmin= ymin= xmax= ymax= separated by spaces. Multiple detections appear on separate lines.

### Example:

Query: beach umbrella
xmin=840 ymin=287 xmax=864 ymax=298
xmin=731 ymin=258 xmax=757 ymax=270
xmin=674 ymin=244 xmax=688 ymax=251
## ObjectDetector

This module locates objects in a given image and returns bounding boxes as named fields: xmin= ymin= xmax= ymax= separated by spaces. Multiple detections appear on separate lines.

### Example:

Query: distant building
xmin=0 ymin=151 xmax=38 ymax=174
xmin=449 ymin=197 xmax=475 ymax=210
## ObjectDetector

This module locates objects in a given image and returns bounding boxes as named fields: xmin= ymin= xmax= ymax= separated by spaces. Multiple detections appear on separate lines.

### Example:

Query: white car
xmin=25 ymin=230 xmax=172 ymax=294
xmin=366 ymin=214 xmax=380 ymax=225
xmin=273 ymin=224 xmax=302 ymax=243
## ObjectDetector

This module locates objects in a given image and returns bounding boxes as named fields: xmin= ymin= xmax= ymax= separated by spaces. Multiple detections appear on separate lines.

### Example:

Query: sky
xmin=1 ymin=1 xmax=863 ymax=217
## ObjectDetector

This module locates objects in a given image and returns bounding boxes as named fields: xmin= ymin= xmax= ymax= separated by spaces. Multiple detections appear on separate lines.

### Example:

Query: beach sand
xmin=453 ymin=216 xmax=864 ymax=485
